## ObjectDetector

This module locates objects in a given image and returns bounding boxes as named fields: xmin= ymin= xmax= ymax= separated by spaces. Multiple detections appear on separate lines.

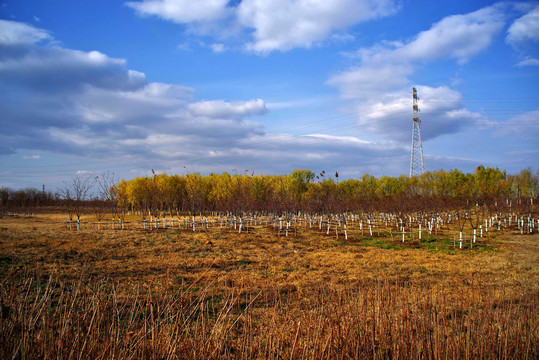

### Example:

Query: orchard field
xmin=0 ymin=167 xmax=538 ymax=359
xmin=0 ymin=206 xmax=538 ymax=359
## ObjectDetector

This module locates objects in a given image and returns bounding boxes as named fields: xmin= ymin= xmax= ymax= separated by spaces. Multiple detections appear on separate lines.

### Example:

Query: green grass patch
xmin=332 ymin=237 xmax=404 ymax=250
xmin=335 ymin=235 xmax=497 ymax=254
xmin=236 ymin=259 xmax=252 ymax=267
xmin=365 ymin=239 xmax=403 ymax=250
xmin=419 ymin=237 xmax=496 ymax=254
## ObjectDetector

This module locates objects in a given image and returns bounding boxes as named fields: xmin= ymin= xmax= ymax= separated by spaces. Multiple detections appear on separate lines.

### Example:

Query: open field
xmin=1 ymin=211 xmax=538 ymax=359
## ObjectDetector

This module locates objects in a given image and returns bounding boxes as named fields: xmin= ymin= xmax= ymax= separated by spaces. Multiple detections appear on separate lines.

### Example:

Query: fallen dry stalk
xmin=0 ymin=273 xmax=537 ymax=359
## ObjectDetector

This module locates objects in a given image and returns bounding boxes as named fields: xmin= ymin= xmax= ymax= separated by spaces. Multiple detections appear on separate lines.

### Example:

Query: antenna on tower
xmin=410 ymin=87 xmax=425 ymax=177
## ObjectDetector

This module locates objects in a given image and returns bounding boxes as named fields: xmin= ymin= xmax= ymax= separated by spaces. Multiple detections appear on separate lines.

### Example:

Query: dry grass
xmin=1 ymin=213 xmax=538 ymax=359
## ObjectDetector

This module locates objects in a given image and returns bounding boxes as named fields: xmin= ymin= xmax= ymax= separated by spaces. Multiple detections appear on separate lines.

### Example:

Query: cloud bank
xmin=0 ymin=19 xmax=403 ymax=181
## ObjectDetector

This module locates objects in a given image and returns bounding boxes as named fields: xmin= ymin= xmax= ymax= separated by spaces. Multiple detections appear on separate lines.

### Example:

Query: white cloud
xmin=329 ymin=3 xmax=506 ymax=99
xmin=516 ymin=57 xmax=539 ymax=66
xmin=210 ymin=43 xmax=226 ymax=53
xmin=496 ymin=110 xmax=539 ymax=140
xmin=396 ymin=5 xmax=505 ymax=64
xmin=266 ymin=97 xmax=328 ymax=110
xmin=0 ymin=19 xmax=51 ymax=45
xmin=126 ymin=0 xmax=231 ymax=23
xmin=188 ymin=98 xmax=267 ymax=118
xmin=356 ymin=86 xmax=487 ymax=142
xmin=0 ymin=20 xmax=267 ymax=162
xmin=126 ymin=0 xmax=398 ymax=54
xmin=23 ymin=155 xmax=41 ymax=160
xmin=328 ymin=63 xmax=412 ymax=99
xmin=327 ymin=4 xmax=507 ymax=142
xmin=75 ymin=170 xmax=95 ymax=176
xmin=0 ymin=21 xmax=146 ymax=93
xmin=2 ymin=18 xmax=514 ymax=185
xmin=506 ymin=5 xmax=539 ymax=67
xmin=506 ymin=5 xmax=539 ymax=46
xmin=0 ymin=16 xmax=411 ymax=181
xmin=237 ymin=0 xmax=397 ymax=53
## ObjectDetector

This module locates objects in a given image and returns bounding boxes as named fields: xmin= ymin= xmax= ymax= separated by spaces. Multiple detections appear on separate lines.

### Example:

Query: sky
xmin=1 ymin=0 xmax=538 ymax=190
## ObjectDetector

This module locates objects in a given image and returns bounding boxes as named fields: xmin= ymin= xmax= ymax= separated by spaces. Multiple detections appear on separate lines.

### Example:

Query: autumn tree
xmin=510 ymin=168 xmax=538 ymax=199
xmin=290 ymin=169 xmax=315 ymax=211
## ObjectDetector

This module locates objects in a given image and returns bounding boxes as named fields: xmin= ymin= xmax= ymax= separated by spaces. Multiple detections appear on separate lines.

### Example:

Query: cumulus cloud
xmin=126 ymin=0 xmax=398 ymax=53
xmin=1 ymin=19 xmax=413 ymax=180
xmin=328 ymin=63 xmax=412 ymax=100
xmin=329 ymin=3 xmax=506 ymax=99
xmin=506 ymin=5 xmax=539 ymax=46
xmin=188 ymin=99 xmax=267 ymax=118
xmin=0 ymin=19 xmax=264 ymax=159
xmin=328 ymin=3 xmax=506 ymax=142
xmin=126 ymin=0 xmax=231 ymax=23
xmin=237 ymin=0 xmax=397 ymax=53
xmin=356 ymin=86 xmax=487 ymax=142
xmin=396 ymin=4 xmax=505 ymax=64
xmin=0 ymin=19 xmax=51 ymax=45
xmin=0 ymin=20 xmax=146 ymax=94
xmin=506 ymin=5 xmax=539 ymax=66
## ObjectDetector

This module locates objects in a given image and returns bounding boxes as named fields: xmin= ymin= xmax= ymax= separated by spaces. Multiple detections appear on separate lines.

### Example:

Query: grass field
xmin=1 ymin=212 xmax=538 ymax=359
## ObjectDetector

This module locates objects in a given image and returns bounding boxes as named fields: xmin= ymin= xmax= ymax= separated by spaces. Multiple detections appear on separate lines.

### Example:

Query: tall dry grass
xmin=1 ymin=272 xmax=537 ymax=359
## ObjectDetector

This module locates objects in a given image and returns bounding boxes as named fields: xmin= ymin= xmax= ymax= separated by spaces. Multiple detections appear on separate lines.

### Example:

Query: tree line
xmin=114 ymin=167 xmax=538 ymax=215
xmin=1 ymin=167 xmax=537 ymax=213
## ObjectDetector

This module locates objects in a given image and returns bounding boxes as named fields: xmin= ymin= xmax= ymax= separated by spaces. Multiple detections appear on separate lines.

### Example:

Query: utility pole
xmin=410 ymin=87 xmax=425 ymax=177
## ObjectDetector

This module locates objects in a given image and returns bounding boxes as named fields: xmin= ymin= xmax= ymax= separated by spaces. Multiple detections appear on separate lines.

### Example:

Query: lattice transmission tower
xmin=409 ymin=87 xmax=425 ymax=177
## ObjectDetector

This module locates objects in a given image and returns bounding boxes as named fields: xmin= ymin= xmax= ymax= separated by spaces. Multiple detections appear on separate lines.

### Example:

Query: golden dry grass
xmin=1 ymin=213 xmax=537 ymax=292
xmin=0 ymin=212 xmax=538 ymax=359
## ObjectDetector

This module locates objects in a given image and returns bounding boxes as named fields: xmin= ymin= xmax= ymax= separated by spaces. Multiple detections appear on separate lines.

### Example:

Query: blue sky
xmin=1 ymin=0 xmax=538 ymax=190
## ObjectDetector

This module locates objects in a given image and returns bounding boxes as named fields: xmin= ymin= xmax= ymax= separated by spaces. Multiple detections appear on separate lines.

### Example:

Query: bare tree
xmin=96 ymin=171 xmax=119 ymax=226
xmin=61 ymin=175 xmax=96 ymax=230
